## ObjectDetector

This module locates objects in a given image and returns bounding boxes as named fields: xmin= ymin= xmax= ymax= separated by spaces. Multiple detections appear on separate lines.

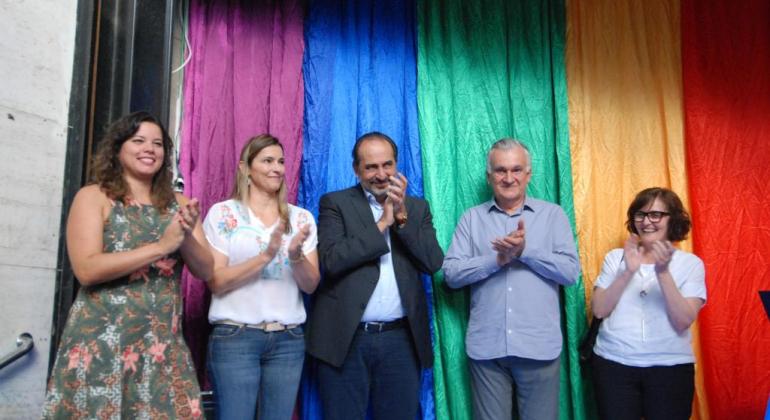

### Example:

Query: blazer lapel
xmin=348 ymin=185 xmax=377 ymax=228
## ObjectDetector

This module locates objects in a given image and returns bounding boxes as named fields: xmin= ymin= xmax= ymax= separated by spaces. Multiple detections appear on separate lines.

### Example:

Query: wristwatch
xmin=395 ymin=212 xmax=408 ymax=228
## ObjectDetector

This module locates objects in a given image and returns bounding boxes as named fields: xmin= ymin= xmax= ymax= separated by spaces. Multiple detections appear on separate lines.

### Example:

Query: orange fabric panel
xmin=566 ymin=1 xmax=707 ymax=418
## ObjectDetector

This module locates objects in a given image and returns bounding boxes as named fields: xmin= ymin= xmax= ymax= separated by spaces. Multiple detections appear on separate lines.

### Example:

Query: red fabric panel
xmin=682 ymin=1 xmax=770 ymax=418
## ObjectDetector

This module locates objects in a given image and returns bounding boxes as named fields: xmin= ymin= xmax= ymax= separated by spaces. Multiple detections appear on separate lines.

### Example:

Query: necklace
xmin=638 ymin=265 xmax=656 ymax=298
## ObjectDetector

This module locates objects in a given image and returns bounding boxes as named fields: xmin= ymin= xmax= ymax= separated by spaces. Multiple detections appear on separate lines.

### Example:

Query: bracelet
xmin=289 ymin=253 xmax=305 ymax=263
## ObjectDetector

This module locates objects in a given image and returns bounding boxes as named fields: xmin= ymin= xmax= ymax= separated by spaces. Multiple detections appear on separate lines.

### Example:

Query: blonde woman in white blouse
xmin=202 ymin=134 xmax=320 ymax=420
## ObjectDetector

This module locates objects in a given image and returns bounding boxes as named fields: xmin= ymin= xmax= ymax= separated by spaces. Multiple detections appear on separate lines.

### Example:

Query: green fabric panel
xmin=416 ymin=1 xmax=590 ymax=419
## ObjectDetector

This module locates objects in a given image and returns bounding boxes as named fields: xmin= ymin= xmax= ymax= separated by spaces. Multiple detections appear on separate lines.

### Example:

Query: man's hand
xmin=388 ymin=173 xmax=408 ymax=220
xmin=491 ymin=219 xmax=526 ymax=267
xmin=377 ymin=199 xmax=395 ymax=232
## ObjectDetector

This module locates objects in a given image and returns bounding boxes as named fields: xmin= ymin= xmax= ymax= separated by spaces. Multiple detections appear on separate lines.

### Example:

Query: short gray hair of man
xmin=486 ymin=138 xmax=532 ymax=174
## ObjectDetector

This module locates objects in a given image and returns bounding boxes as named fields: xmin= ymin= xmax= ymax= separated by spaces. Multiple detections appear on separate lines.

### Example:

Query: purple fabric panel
xmin=179 ymin=0 xmax=305 ymax=386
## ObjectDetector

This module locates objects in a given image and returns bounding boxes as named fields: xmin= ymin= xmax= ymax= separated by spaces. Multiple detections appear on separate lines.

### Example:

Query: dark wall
xmin=51 ymin=0 xmax=176 ymax=372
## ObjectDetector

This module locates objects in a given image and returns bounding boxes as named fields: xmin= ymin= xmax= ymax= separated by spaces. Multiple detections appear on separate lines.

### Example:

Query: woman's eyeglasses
xmin=633 ymin=211 xmax=670 ymax=223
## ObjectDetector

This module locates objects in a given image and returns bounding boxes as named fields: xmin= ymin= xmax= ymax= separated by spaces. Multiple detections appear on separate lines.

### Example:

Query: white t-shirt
xmin=593 ymin=248 xmax=707 ymax=367
xmin=203 ymin=199 xmax=317 ymax=325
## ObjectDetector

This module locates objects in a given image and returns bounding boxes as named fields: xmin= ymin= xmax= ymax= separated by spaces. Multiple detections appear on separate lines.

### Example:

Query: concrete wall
xmin=0 ymin=0 xmax=78 ymax=417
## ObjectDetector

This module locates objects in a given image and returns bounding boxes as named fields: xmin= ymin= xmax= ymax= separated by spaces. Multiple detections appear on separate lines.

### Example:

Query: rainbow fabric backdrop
xmin=178 ymin=1 xmax=770 ymax=419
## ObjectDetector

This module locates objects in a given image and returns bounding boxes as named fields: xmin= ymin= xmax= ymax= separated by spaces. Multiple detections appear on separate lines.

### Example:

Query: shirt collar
xmin=361 ymin=185 xmax=381 ymax=207
xmin=486 ymin=196 xmax=536 ymax=215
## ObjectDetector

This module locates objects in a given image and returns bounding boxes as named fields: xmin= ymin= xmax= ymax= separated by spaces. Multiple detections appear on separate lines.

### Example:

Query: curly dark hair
xmin=89 ymin=111 xmax=175 ymax=212
xmin=625 ymin=187 xmax=691 ymax=242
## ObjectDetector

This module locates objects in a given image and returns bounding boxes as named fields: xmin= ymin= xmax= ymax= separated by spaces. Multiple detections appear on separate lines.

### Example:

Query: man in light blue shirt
xmin=443 ymin=138 xmax=580 ymax=420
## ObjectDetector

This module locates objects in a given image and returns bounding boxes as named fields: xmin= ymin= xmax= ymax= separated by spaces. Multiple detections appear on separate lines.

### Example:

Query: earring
xmin=246 ymin=177 xmax=251 ymax=185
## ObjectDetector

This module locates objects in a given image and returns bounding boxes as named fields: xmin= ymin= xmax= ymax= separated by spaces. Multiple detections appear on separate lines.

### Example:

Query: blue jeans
xmin=317 ymin=326 xmax=421 ymax=420
xmin=207 ymin=324 xmax=305 ymax=420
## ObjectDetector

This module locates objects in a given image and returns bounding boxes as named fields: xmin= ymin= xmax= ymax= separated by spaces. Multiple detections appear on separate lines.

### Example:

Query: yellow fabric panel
xmin=566 ymin=1 xmax=707 ymax=419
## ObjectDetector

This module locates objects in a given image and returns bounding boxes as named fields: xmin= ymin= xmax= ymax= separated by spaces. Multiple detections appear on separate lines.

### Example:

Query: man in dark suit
xmin=306 ymin=132 xmax=444 ymax=420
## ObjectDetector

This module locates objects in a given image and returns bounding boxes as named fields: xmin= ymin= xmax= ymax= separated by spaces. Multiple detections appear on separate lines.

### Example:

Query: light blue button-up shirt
xmin=443 ymin=196 xmax=580 ymax=361
xmin=360 ymin=188 xmax=405 ymax=322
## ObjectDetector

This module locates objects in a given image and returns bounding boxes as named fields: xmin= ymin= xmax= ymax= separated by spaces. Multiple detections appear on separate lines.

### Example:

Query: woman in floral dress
xmin=42 ymin=112 xmax=213 ymax=419
xmin=202 ymin=135 xmax=320 ymax=419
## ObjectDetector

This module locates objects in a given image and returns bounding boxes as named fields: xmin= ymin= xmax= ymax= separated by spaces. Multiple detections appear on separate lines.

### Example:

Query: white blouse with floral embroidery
xmin=203 ymin=199 xmax=317 ymax=325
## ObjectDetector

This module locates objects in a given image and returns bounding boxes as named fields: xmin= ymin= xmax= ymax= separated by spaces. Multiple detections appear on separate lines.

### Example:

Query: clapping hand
xmin=177 ymin=198 xmax=201 ymax=236
xmin=651 ymin=240 xmax=675 ymax=274
xmin=623 ymin=234 xmax=642 ymax=274
xmin=159 ymin=213 xmax=186 ymax=254
xmin=265 ymin=221 xmax=286 ymax=259
xmin=491 ymin=219 xmax=526 ymax=267
xmin=288 ymin=224 xmax=311 ymax=262
xmin=387 ymin=173 xmax=408 ymax=217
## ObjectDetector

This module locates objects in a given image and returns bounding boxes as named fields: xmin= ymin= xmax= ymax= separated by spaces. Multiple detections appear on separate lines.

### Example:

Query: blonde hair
xmin=231 ymin=134 xmax=290 ymax=233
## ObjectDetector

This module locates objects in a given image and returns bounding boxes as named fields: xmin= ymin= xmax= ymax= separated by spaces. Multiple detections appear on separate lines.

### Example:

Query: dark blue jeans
xmin=317 ymin=326 xmax=421 ymax=420
xmin=207 ymin=324 xmax=305 ymax=420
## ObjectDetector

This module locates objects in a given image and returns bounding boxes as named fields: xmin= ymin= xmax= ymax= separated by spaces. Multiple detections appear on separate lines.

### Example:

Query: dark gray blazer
xmin=306 ymin=185 xmax=444 ymax=368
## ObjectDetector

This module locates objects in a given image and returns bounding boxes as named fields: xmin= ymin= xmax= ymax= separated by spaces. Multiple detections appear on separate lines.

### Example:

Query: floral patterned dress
xmin=42 ymin=200 xmax=202 ymax=419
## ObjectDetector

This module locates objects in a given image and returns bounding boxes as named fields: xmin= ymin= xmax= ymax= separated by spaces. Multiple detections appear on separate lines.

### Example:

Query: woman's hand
xmin=288 ymin=223 xmax=320 ymax=293
xmin=158 ymin=214 xmax=186 ymax=255
xmin=265 ymin=221 xmax=285 ymax=259
xmin=593 ymin=238 xmax=640 ymax=319
xmin=288 ymin=224 xmax=311 ymax=261
xmin=206 ymin=219 xmax=286 ymax=296
xmin=178 ymin=198 xmax=201 ymax=236
xmin=651 ymin=240 xmax=675 ymax=274
xmin=174 ymin=194 xmax=214 ymax=282
xmin=623 ymin=234 xmax=642 ymax=274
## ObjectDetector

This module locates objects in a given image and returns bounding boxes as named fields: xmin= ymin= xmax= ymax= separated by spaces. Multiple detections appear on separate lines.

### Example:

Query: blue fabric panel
xmin=299 ymin=1 xmax=434 ymax=419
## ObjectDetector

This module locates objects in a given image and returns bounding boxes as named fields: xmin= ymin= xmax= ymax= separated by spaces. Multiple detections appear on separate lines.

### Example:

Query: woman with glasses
xmin=202 ymin=134 xmax=320 ymax=420
xmin=590 ymin=187 xmax=706 ymax=420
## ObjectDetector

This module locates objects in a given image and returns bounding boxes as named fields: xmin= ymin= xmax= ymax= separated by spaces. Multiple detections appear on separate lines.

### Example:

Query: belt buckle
xmin=263 ymin=322 xmax=285 ymax=332
xmin=364 ymin=322 xmax=384 ymax=333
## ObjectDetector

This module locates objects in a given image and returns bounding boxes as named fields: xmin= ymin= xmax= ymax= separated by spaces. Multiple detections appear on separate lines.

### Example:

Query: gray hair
xmin=486 ymin=138 xmax=532 ymax=174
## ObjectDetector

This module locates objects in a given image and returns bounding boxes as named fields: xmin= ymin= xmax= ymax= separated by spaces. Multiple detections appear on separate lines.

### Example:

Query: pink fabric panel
xmin=179 ymin=0 xmax=306 ymax=385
